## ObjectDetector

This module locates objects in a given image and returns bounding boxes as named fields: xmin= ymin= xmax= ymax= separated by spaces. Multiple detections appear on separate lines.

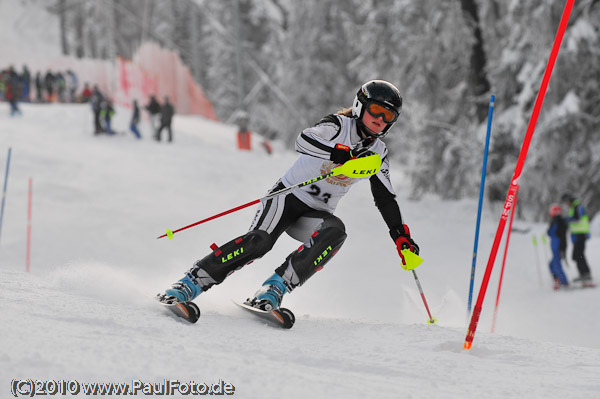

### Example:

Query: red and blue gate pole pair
xmin=466 ymin=95 xmax=495 ymax=318
xmin=464 ymin=0 xmax=574 ymax=350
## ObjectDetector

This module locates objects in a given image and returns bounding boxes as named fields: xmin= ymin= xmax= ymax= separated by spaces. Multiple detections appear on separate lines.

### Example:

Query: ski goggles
xmin=365 ymin=102 xmax=399 ymax=124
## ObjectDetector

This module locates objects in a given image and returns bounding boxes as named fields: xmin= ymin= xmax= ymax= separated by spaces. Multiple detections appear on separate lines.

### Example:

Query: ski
xmin=580 ymin=282 xmax=597 ymax=289
xmin=234 ymin=301 xmax=295 ymax=329
xmin=555 ymin=282 xmax=597 ymax=291
xmin=156 ymin=294 xmax=200 ymax=324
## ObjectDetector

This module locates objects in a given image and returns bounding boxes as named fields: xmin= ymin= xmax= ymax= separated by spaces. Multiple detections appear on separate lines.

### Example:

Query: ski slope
xmin=0 ymin=103 xmax=598 ymax=398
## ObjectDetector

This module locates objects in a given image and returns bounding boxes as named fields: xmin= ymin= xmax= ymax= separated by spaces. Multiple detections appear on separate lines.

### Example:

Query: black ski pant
xmin=187 ymin=182 xmax=347 ymax=292
xmin=156 ymin=122 xmax=172 ymax=142
xmin=572 ymin=234 xmax=591 ymax=277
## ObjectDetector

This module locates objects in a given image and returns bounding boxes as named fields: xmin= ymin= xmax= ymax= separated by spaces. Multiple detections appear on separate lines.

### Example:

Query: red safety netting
xmin=15 ymin=42 xmax=218 ymax=120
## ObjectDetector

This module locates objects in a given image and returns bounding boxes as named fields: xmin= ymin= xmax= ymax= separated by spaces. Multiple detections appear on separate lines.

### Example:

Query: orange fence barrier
xmin=11 ymin=42 xmax=217 ymax=120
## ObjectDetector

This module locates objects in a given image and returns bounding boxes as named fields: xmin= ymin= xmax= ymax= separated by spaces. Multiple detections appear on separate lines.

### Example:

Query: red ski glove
xmin=330 ymin=144 xmax=375 ymax=164
xmin=394 ymin=224 xmax=420 ymax=266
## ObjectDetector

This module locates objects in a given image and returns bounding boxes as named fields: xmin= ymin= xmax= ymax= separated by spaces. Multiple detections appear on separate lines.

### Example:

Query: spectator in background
xmin=35 ymin=72 xmax=43 ymax=102
xmin=155 ymin=96 xmax=174 ymax=142
xmin=80 ymin=83 xmax=92 ymax=103
xmin=562 ymin=193 xmax=593 ymax=285
xmin=91 ymin=85 xmax=104 ymax=135
xmin=66 ymin=70 xmax=78 ymax=102
xmin=44 ymin=70 xmax=55 ymax=102
xmin=130 ymin=100 xmax=141 ymax=139
xmin=144 ymin=94 xmax=161 ymax=136
xmin=6 ymin=66 xmax=22 ymax=116
xmin=56 ymin=72 xmax=66 ymax=102
xmin=236 ymin=111 xmax=252 ymax=150
xmin=100 ymin=99 xmax=115 ymax=135
xmin=21 ymin=65 xmax=30 ymax=102
xmin=547 ymin=204 xmax=569 ymax=290
xmin=0 ymin=68 xmax=7 ymax=100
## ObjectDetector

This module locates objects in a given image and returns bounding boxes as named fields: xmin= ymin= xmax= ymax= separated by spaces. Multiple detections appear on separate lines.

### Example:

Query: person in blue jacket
xmin=130 ymin=100 xmax=141 ymax=139
xmin=547 ymin=204 xmax=569 ymax=289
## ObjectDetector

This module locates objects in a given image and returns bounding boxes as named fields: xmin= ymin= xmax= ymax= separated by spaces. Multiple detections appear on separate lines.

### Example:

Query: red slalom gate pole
xmin=464 ymin=0 xmax=574 ymax=350
xmin=491 ymin=190 xmax=518 ymax=333
xmin=26 ymin=178 xmax=32 ymax=272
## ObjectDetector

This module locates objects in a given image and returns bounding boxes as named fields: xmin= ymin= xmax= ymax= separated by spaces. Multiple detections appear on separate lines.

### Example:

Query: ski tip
xmin=277 ymin=308 xmax=295 ymax=329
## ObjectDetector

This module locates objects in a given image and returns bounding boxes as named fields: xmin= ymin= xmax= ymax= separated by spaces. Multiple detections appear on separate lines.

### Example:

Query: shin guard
xmin=276 ymin=217 xmax=347 ymax=290
xmin=189 ymin=230 xmax=274 ymax=290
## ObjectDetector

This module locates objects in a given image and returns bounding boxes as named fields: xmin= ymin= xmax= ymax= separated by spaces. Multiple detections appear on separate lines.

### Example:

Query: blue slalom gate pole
xmin=467 ymin=96 xmax=495 ymax=316
xmin=0 ymin=147 xmax=12 ymax=246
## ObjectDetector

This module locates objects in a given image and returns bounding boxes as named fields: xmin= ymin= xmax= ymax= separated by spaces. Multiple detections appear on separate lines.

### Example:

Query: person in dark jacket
xmin=44 ymin=70 xmax=55 ymax=102
xmin=547 ymin=204 xmax=568 ymax=289
xmin=144 ymin=95 xmax=161 ymax=135
xmin=35 ymin=72 xmax=43 ymax=102
xmin=156 ymin=96 xmax=175 ymax=142
xmin=6 ymin=67 xmax=22 ymax=116
xmin=91 ymin=86 xmax=104 ymax=134
xmin=562 ymin=193 xmax=593 ymax=284
xmin=20 ymin=65 xmax=30 ymax=102
xmin=100 ymin=100 xmax=115 ymax=135
xmin=130 ymin=100 xmax=141 ymax=139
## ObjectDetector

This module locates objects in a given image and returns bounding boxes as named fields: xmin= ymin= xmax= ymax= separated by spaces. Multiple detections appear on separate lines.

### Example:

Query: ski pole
xmin=540 ymin=234 xmax=549 ymax=270
xmin=26 ymin=178 xmax=32 ymax=272
xmin=532 ymin=235 xmax=543 ymax=287
xmin=158 ymin=154 xmax=382 ymax=239
xmin=0 ymin=147 xmax=12 ymax=246
xmin=399 ymin=249 xmax=436 ymax=324
xmin=411 ymin=269 xmax=436 ymax=324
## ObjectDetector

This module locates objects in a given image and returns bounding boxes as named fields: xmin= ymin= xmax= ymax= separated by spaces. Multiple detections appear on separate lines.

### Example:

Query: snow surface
xmin=0 ymin=103 xmax=599 ymax=398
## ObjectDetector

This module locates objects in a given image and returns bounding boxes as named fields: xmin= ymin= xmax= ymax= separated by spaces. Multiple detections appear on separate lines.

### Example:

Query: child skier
xmin=159 ymin=80 xmax=420 ymax=313
xmin=547 ymin=204 xmax=568 ymax=290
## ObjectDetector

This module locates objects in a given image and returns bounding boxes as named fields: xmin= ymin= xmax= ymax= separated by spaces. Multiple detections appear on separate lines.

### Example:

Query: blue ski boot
xmin=164 ymin=273 xmax=202 ymax=303
xmin=248 ymin=273 xmax=288 ymax=311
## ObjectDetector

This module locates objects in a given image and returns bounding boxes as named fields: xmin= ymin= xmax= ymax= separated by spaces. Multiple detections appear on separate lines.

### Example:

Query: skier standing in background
xmin=155 ymin=96 xmax=174 ymax=143
xmin=20 ymin=65 xmax=30 ymax=102
xmin=44 ymin=70 xmax=55 ymax=102
xmin=547 ymin=204 xmax=568 ymax=290
xmin=562 ymin=193 xmax=593 ymax=284
xmin=100 ymin=99 xmax=115 ymax=135
xmin=66 ymin=70 xmax=78 ymax=103
xmin=130 ymin=100 xmax=142 ymax=139
xmin=91 ymin=85 xmax=104 ymax=135
xmin=6 ymin=67 xmax=22 ymax=116
xmin=34 ymin=72 xmax=43 ymax=102
xmin=159 ymin=80 xmax=420 ymax=314
xmin=144 ymin=95 xmax=161 ymax=136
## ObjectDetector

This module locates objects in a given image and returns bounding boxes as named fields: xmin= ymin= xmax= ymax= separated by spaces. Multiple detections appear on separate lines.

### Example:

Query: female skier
xmin=160 ymin=80 xmax=420 ymax=314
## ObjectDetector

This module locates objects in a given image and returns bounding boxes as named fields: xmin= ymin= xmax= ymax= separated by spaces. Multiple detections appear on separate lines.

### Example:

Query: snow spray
xmin=464 ymin=0 xmax=574 ymax=350
xmin=467 ymin=95 xmax=495 ymax=318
